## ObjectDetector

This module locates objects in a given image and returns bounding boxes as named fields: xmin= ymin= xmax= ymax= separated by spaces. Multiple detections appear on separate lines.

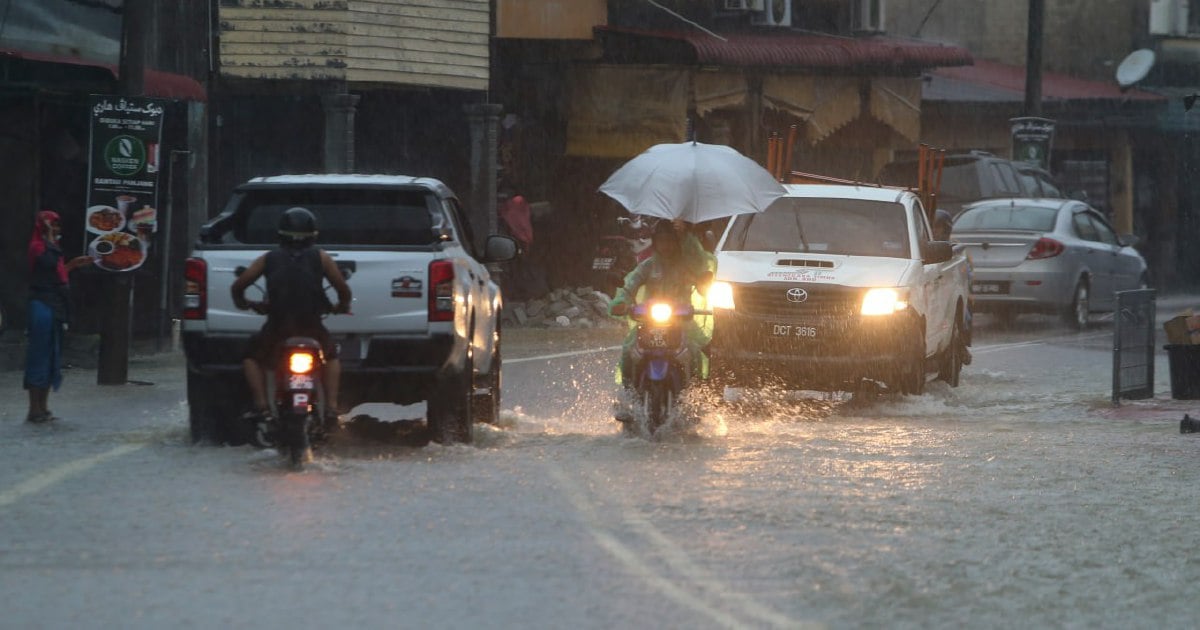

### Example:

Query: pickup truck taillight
xmin=428 ymin=260 xmax=455 ymax=322
xmin=1026 ymin=237 xmax=1065 ymax=260
xmin=183 ymin=257 xmax=207 ymax=320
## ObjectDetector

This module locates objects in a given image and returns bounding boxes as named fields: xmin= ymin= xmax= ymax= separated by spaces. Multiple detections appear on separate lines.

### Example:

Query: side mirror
xmin=485 ymin=235 xmax=518 ymax=262
xmin=922 ymin=240 xmax=954 ymax=264
xmin=1118 ymin=234 xmax=1140 ymax=248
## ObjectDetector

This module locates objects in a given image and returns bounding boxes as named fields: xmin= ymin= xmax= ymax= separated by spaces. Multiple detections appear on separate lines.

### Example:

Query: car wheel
xmin=1062 ymin=280 xmax=1089 ymax=330
xmin=938 ymin=314 xmax=963 ymax=388
xmin=428 ymin=367 xmax=474 ymax=444
xmin=473 ymin=344 xmax=501 ymax=425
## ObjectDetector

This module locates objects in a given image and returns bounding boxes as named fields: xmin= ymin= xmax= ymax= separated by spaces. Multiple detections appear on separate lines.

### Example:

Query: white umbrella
xmin=599 ymin=141 xmax=786 ymax=223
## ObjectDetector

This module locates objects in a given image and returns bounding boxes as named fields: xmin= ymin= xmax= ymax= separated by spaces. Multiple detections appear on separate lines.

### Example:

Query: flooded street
xmin=3 ymin=314 xmax=1200 ymax=628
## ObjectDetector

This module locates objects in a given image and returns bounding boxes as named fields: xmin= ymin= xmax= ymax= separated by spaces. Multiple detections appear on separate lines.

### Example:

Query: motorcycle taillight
xmin=288 ymin=351 xmax=315 ymax=374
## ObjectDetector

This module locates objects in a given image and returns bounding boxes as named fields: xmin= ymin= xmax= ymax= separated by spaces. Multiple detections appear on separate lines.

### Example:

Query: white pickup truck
xmin=706 ymin=184 xmax=971 ymax=394
xmin=182 ymin=174 xmax=516 ymax=444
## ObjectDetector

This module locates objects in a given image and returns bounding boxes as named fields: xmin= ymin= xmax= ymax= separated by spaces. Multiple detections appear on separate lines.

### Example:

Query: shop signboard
xmin=85 ymin=95 xmax=165 ymax=273
xmin=1010 ymin=116 xmax=1055 ymax=172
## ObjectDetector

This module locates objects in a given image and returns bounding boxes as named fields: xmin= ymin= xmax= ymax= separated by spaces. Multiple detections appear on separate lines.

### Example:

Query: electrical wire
xmin=643 ymin=0 xmax=727 ymax=41
xmin=914 ymin=0 xmax=944 ymax=37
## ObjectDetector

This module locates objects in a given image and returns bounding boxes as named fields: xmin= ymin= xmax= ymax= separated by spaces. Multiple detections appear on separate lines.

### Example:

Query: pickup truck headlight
xmin=707 ymin=281 xmax=735 ymax=310
xmin=861 ymin=288 xmax=909 ymax=316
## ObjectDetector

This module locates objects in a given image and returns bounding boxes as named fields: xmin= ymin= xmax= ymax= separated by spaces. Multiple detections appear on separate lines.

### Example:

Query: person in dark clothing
xmin=24 ymin=209 xmax=94 ymax=423
xmin=230 ymin=207 xmax=352 ymax=430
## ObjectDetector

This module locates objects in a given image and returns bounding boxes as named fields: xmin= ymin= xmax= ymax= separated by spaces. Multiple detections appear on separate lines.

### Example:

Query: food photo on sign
xmin=84 ymin=192 xmax=153 ymax=272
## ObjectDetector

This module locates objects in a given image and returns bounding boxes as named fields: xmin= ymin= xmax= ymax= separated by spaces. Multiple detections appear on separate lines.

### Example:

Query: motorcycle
xmin=591 ymin=216 xmax=655 ymax=294
xmin=623 ymin=299 xmax=709 ymax=436
xmin=270 ymin=336 xmax=327 ymax=470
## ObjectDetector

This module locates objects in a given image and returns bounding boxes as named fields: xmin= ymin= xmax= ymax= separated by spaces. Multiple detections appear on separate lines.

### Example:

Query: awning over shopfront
xmin=566 ymin=66 xmax=689 ymax=158
xmin=595 ymin=26 xmax=973 ymax=73
xmin=565 ymin=28 xmax=968 ymax=157
xmin=0 ymin=49 xmax=207 ymax=102
xmin=926 ymin=59 xmax=1163 ymax=103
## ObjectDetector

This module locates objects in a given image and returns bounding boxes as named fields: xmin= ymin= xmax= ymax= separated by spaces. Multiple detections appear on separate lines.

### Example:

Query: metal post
xmin=99 ymin=0 xmax=149 ymax=385
xmin=321 ymin=90 xmax=360 ymax=174
xmin=1023 ymin=0 xmax=1044 ymax=117
xmin=464 ymin=103 xmax=502 ymax=255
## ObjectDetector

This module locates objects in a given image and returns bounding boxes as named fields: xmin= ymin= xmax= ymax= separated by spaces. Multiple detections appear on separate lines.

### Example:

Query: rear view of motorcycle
xmin=272 ymin=337 xmax=327 ymax=469
xmin=622 ymin=300 xmax=707 ymax=437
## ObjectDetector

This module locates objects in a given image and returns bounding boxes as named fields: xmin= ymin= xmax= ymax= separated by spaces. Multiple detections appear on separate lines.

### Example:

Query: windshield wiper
xmin=792 ymin=212 xmax=810 ymax=252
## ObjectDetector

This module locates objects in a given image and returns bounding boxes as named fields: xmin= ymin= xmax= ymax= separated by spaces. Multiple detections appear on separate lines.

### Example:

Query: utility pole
xmin=1023 ymin=0 xmax=1044 ymax=116
xmin=98 ymin=0 xmax=148 ymax=385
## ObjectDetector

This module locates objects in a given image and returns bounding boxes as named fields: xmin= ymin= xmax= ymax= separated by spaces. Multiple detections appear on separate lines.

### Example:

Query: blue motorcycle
xmin=625 ymin=300 xmax=708 ymax=436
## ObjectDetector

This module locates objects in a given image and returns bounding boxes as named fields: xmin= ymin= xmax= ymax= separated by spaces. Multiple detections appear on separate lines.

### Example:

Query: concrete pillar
xmin=322 ymin=91 xmax=360 ymax=174
xmin=465 ymin=103 xmax=503 ymax=254
xmin=1111 ymin=131 xmax=1134 ymax=235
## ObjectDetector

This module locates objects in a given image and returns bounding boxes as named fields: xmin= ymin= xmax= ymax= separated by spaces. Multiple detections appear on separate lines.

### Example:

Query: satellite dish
xmin=1116 ymin=49 xmax=1155 ymax=88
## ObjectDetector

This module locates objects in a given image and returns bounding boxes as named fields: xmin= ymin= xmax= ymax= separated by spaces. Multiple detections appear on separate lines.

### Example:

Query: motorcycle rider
xmin=609 ymin=219 xmax=715 ymax=419
xmin=231 ymin=207 xmax=353 ymax=432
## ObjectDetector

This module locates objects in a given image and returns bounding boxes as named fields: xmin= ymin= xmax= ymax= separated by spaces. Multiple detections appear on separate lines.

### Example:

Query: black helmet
xmin=278 ymin=207 xmax=318 ymax=246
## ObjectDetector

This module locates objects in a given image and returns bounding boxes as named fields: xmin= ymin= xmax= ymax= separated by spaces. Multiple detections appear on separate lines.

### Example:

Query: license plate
xmin=289 ymin=374 xmax=314 ymax=390
xmin=770 ymin=323 xmax=818 ymax=339
xmin=592 ymin=257 xmax=615 ymax=270
xmin=972 ymin=281 xmax=1010 ymax=295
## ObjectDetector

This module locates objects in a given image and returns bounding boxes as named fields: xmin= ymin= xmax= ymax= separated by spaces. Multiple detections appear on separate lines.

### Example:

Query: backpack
xmin=264 ymin=246 xmax=331 ymax=327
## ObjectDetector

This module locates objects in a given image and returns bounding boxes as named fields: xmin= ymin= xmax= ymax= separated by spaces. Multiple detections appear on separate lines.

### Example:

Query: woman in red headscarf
xmin=24 ymin=210 xmax=93 ymax=423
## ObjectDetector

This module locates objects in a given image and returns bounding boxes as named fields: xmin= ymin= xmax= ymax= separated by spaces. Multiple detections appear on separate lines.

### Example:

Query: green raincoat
xmin=609 ymin=232 xmax=715 ymax=384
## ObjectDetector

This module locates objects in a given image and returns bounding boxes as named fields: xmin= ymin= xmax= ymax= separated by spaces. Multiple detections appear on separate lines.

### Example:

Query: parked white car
xmin=707 ymin=184 xmax=972 ymax=394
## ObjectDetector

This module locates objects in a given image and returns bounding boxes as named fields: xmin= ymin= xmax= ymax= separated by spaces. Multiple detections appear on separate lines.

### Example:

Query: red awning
xmin=0 ymin=48 xmax=207 ymax=102
xmin=596 ymin=26 xmax=973 ymax=72
xmin=929 ymin=58 xmax=1164 ymax=102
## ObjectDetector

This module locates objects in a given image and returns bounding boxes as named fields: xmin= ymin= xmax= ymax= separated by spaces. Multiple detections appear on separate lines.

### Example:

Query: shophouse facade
xmin=492 ymin=0 xmax=972 ymax=288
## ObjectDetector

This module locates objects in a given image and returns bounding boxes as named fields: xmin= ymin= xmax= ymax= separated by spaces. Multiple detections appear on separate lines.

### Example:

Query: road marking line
xmin=545 ymin=465 xmax=749 ymax=629
xmin=549 ymin=465 xmax=815 ymax=629
xmin=0 ymin=443 xmax=146 ymax=509
xmin=622 ymin=509 xmax=806 ymax=629
xmin=507 ymin=345 xmax=621 ymax=365
xmin=973 ymin=330 xmax=1107 ymax=355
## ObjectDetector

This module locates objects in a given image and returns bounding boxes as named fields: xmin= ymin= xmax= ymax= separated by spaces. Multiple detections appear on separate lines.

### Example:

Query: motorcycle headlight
xmin=649 ymin=302 xmax=674 ymax=323
xmin=707 ymin=281 xmax=735 ymax=310
xmin=288 ymin=351 xmax=316 ymax=374
xmin=861 ymin=288 xmax=909 ymax=316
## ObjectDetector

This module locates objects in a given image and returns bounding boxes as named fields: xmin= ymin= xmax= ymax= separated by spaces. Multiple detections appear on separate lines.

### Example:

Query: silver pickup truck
xmin=182 ymin=174 xmax=516 ymax=444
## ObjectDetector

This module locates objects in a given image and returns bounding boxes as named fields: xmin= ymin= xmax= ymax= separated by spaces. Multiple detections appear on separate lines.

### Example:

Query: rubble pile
xmin=503 ymin=287 xmax=623 ymax=329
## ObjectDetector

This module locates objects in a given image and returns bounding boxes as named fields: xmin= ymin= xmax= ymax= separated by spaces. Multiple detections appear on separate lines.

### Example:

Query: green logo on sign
xmin=104 ymin=135 xmax=145 ymax=176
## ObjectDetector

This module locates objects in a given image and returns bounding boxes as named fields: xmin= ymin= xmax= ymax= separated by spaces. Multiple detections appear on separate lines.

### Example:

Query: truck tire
xmin=891 ymin=328 xmax=925 ymax=396
xmin=938 ymin=312 xmax=964 ymax=387
xmin=428 ymin=368 xmax=474 ymax=444
xmin=473 ymin=347 xmax=502 ymax=425
xmin=187 ymin=370 xmax=246 ymax=444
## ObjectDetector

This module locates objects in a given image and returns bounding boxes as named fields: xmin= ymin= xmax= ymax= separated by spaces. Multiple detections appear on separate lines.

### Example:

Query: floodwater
xmin=3 ymin=315 xmax=1200 ymax=628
